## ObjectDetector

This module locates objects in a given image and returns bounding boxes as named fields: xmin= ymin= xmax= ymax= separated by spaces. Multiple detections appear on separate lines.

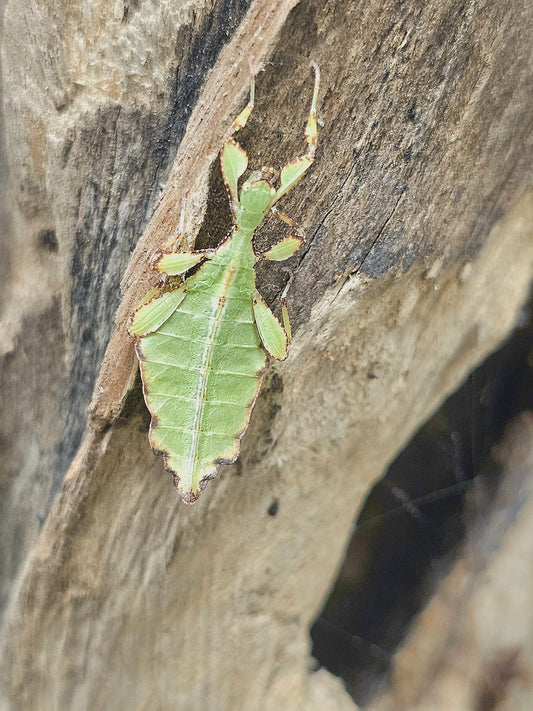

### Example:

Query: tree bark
xmin=0 ymin=0 xmax=531 ymax=709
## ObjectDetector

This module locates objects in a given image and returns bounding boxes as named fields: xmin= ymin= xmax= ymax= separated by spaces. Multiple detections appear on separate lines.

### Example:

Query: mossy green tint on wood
xmin=130 ymin=62 xmax=320 ymax=503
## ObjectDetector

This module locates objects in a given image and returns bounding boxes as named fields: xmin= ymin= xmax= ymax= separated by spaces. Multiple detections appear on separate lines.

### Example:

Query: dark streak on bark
xmin=50 ymin=0 xmax=254 ymax=500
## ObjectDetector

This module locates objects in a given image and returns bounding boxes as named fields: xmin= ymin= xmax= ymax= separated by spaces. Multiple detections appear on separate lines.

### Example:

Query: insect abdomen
xmin=137 ymin=264 xmax=266 ymax=502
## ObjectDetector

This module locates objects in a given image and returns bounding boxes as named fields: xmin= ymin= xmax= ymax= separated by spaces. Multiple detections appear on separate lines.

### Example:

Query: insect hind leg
xmin=280 ymin=268 xmax=294 ymax=342
xmin=305 ymin=61 xmax=320 ymax=160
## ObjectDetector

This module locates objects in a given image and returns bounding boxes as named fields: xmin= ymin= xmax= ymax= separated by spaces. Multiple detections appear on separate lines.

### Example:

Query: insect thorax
xmin=238 ymin=179 xmax=274 ymax=231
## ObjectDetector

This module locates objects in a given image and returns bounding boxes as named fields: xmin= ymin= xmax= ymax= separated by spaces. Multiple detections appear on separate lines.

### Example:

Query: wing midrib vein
xmin=186 ymin=266 xmax=237 ymax=481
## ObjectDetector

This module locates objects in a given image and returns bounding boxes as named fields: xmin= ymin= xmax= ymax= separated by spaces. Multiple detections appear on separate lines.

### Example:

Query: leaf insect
xmin=129 ymin=61 xmax=320 ymax=503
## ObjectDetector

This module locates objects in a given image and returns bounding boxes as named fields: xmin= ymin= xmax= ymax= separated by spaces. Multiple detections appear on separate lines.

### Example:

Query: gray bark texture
xmin=0 ymin=0 xmax=532 ymax=709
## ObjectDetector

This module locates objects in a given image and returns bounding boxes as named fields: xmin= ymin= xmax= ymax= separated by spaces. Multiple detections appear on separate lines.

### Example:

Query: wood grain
xmin=1 ymin=0 xmax=532 ymax=708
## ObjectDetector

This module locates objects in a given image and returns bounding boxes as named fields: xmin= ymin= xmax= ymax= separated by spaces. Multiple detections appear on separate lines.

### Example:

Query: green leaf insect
xmin=129 ymin=61 xmax=320 ymax=503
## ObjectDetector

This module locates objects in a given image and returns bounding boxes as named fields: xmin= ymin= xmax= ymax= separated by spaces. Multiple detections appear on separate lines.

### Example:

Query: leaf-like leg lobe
xmin=129 ymin=286 xmax=187 ymax=336
xmin=252 ymin=290 xmax=288 ymax=360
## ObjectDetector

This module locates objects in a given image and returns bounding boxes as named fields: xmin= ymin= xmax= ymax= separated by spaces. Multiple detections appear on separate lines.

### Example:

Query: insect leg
xmin=221 ymin=139 xmax=248 ymax=213
xmin=273 ymin=62 xmax=320 ymax=203
xmin=221 ymin=60 xmax=255 ymax=212
xmin=252 ymin=269 xmax=293 ymax=356
xmin=159 ymin=192 xmax=190 ymax=251
xmin=153 ymin=248 xmax=215 ymax=276
xmin=280 ymin=269 xmax=293 ymax=342
xmin=305 ymin=61 xmax=320 ymax=160
xmin=257 ymin=206 xmax=305 ymax=261
xmin=149 ymin=193 xmax=216 ymax=276
xmin=129 ymin=284 xmax=188 ymax=336
xmin=228 ymin=57 xmax=255 ymax=136
xmin=252 ymin=289 xmax=288 ymax=360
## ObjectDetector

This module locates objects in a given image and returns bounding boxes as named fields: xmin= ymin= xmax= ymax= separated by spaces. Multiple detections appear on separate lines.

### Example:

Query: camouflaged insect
xmin=129 ymin=62 xmax=320 ymax=503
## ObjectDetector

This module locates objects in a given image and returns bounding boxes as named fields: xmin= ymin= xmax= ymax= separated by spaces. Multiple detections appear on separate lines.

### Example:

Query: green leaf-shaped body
xmin=136 ymin=238 xmax=267 ymax=502
xmin=131 ymin=62 xmax=320 ymax=502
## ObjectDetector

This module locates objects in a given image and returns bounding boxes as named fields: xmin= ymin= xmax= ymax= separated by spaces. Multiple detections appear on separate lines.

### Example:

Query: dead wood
xmin=1 ymin=0 xmax=532 ymax=709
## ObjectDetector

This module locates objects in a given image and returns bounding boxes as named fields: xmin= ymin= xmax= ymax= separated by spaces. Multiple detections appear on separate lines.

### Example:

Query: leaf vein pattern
xmin=145 ymin=359 xmax=258 ymax=378
xmin=187 ymin=268 xmax=238 ymax=478
xmin=158 ymin=426 xmax=236 ymax=438
xmin=147 ymin=392 xmax=252 ymax=408
xmin=155 ymin=331 xmax=259 ymax=348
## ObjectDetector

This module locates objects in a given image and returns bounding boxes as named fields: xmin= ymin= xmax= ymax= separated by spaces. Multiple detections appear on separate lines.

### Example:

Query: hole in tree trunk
xmin=310 ymin=296 xmax=533 ymax=706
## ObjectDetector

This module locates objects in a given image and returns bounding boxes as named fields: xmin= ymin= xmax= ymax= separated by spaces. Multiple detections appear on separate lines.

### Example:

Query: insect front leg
xmin=257 ymin=207 xmax=306 ymax=261
xmin=228 ymin=57 xmax=256 ymax=136
xmin=159 ymin=192 xmax=190 ymax=252
xmin=273 ymin=62 xmax=320 ymax=203
xmin=220 ymin=60 xmax=256 ymax=213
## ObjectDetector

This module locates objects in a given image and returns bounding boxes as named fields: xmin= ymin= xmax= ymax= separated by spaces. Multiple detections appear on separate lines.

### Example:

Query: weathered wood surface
xmin=0 ymin=0 xmax=532 ymax=709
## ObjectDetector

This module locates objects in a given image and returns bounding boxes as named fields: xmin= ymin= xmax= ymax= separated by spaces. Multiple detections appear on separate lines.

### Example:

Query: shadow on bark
xmin=311 ymin=293 xmax=533 ymax=706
